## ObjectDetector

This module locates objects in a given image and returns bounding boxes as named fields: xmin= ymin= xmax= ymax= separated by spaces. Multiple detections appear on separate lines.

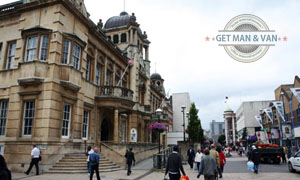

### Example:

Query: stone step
xmin=49 ymin=165 xmax=120 ymax=171
xmin=47 ymin=168 xmax=123 ymax=174
xmin=59 ymin=158 xmax=109 ymax=162
xmin=55 ymin=162 xmax=114 ymax=166
xmin=53 ymin=163 xmax=117 ymax=168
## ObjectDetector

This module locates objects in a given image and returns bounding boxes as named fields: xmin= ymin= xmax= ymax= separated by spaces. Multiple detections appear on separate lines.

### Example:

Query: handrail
xmin=100 ymin=142 xmax=124 ymax=156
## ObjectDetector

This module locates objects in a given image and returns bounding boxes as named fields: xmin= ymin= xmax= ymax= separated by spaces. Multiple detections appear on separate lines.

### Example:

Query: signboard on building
xmin=271 ymin=128 xmax=280 ymax=139
xmin=282 ymin=124 xmax=292 ymax=139
xmin=130 ymin=128 xmax=137 ymax=142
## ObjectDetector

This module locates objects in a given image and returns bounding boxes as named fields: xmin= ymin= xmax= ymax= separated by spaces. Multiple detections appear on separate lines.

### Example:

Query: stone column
xmin=145 ymin=46 xmax=149 ymax=60
xmin=224 ymin=117 xmax=229 ymax=145
xmin=232 ymin=114 xmax=236 ymax=145
xmin=130 ymin=29 xmax=133 ymax=43
xmin=113 ymin=109 xmax=119 ymax=142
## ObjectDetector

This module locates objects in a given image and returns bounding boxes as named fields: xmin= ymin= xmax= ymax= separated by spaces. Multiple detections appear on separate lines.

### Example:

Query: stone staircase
xmin=47 ymin=153 xmax=122 ymax=174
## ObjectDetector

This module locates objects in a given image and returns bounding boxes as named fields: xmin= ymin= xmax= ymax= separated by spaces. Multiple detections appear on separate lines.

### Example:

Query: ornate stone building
xmin=0 ymin=0 xmax=168 ymax=172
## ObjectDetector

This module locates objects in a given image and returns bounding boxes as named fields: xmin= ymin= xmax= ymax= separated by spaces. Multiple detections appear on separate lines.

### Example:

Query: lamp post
xmin=156 ymin=108 xmax=163 ymax=154
xmin=181 ymin=105 xmax=186 ymax=142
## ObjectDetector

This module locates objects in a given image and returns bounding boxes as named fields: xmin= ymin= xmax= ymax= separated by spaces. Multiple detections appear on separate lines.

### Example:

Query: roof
xmin=104 ymin=11 xmax=131 ymax=29
xmin=224 ymin=106 xmax=233 ymax=112
xmin=150 ymin=73 xmax=162 ymax=80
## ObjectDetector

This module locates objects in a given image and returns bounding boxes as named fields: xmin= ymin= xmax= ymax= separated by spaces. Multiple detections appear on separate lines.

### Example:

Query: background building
xmin=167 ymin=92 xmax=191 ymax=145
xmin=236 ymin=101 xmax=273 ymax=141
xmin=223 ymin=107 xmax=236 ymax=146
xmin=209 ymin=120 xmax=225 ymax=143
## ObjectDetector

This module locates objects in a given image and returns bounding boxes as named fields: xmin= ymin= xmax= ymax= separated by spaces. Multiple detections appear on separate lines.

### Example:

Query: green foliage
xmin=242 ymin=128 xmax=248 ymax=140
xmin=218 ymin=134 xmax=226 ymax=145
xmin=186 ymin=103 xmax=204 ymax=143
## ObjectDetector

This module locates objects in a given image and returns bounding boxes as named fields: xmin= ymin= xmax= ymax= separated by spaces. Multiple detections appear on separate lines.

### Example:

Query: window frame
xmin=95 ymin=62 xmax=101 ymax=86
xmin=82 ymin=110 xmax=89 ymax=140
xmin=85 ymin=57 xmax=90 ymax=81
xmin=121 ymin=33 xmax=127 ymax=43
xmin=0 ymin=100 xmax=8 ymax=136
xmin=72 ymin=42 xmax=81 ymax=70
xmin=113 ymin=34 xmax=119 ymax=44
xmin=25 ymin=35 xmax=38 ymax=62
xmin=6 ymin=41 xmax=16 ymax=70
xmin=22 ymin=100 xmax=35 ymax=137
xmin=39 ymin=35 xmax=49 ymax=61
xmin=0 ymin=43 xmax=2 ymax=62
xmin=62 ymin=103 xmax=72 ymax=138
xmin=62 ymin=39 xmax=71 ymax=64
xmin=24 ymin=33 xmax=50 ymax=62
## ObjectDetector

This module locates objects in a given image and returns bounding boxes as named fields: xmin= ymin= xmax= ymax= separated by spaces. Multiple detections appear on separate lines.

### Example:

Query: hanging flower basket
xmin=148 ymin=122 xmax=167 ymax=133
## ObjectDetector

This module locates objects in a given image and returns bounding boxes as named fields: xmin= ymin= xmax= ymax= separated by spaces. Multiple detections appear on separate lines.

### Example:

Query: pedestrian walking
xmin=89 ymin=147 xmax=100 ymax=180
xmin=125 ymin=148 xmax=135 ymax=176
xmin=282 ymin=146 xmax=287 ymax=163
xmin=249 ymin=145 xmax=261 ymax=174
xmin=165 ymin=145 xmax=186 ymax=180
xmin=24 ymin=145 xmax=40 ymax=175
xmin=238 ymin=146 xmax=243 ymax=156
xmin=216 ymin=146 xmax=226 ymax=178
xmin=187 ymin=145 xmax=195 ymax=169
xmin=86 ymin=146 xmax=94 ymax=176
xmin=209 ymin=145 xmax=220 ymax=168
xmin=194 ymin=149 xmax=204 ymax=171
xmin=197 ymin=148 xmax=218 ymax=180
xmin=0 ymin=155 xmax=11 ymax=180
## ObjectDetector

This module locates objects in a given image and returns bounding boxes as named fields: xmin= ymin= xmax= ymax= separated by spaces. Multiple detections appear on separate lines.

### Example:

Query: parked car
xmin=288 ymin=150 xmax=300 ymax=172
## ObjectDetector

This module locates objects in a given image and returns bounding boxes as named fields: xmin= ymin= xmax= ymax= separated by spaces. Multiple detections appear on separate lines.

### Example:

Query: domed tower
xmin=223 ymin=107 xmax=236 ymax=146
xmin=150 ymin=73 xmax=166 ymax=96
xmin=104 ymin=11 xmax=151 ymax=107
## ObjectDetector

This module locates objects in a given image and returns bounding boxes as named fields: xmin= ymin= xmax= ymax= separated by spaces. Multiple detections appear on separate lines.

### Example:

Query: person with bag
xmin=187 ymin=145 xmax=195 ymax=169
xmin=125 ymin=147 xmax=135 ymax=176
xmin=0 ymin=155 xmax=11 ymax=180
xmin=216 ymin=146 xmax=226 ymax=178
xmin=86 ymin=146 xmax=94 ymax=176
xmin=194 ymin=149 xmax=204 ymax=171
xmin=249 ymin=145 xmax=261 ymax=174
xmin=197 ymin=148 xmax=218 ymax=180
xmin=24 ymin=145 xmax=40 ymax=176
xmin=165 ymin=145 xmax=186 ymax=180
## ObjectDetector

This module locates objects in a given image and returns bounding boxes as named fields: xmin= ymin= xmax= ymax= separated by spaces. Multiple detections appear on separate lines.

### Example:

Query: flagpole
xmin=117 ymin=63 xmax=130 ymax=87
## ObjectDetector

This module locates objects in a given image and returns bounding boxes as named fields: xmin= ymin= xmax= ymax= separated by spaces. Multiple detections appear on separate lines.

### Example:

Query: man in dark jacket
xmin=197 ymin=148 xmax=218 ymax=180
xmin=0 ymin=155 xmax=11 ymax=180
xmin=250 ymin=145 xmax=261 ymax=174
xmin=89 ymin=147 xmax=100 ymax=180
xmin=165 ymin=145 xmax=186 ymax=180
xmin=187 ymin=145 xmax=195 ymax=169
xmin=125 ymin=148 xmax=135 ymax=176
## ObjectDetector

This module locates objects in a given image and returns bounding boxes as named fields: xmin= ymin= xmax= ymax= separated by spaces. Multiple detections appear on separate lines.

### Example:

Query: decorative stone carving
xmin=97 ymin=19 xmax=103 ymax=29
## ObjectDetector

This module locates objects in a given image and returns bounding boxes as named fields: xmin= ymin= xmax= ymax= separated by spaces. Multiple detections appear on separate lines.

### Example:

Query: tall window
xmin=25 ymin=36 xmax=38 ymax=62
xmin=82 ymin=110 xmax=89 ymax=139
xmin=0 ymin=44 xmax=2 ymax=62
xmin=96 ymin=63 xmax=101 ymax=85
xmin=22 ymin=101 xmax=35 ymax=136
xmin=0 ymin=101 xmax=8 ymax=136
xmin=62 ymin=40 xmax=71 ymax=64
xmin=72 ymin=43 xmax=81 ymax=70
xmin=39 ymin=35 xmax=49 ymax=61
xmin=105 ymin=70 xmax=111 ymax=86
xmin=62 ymin=103 xmax=71 ymax=138
xmin=297 ymin=104 xmax=300 ymax=123
xmin=121 ymin=33 xmax=127 ymax=43
xmin=113 ymin=34 xmax=119 ymax=44
xmin=85 ymin=58 xmax=90 ymax=81
xmin=6 ymin=42 xmax=16 ymax=69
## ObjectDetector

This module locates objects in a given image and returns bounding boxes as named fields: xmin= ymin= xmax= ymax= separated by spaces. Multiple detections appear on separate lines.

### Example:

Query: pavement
xmin=11 ymin=153 xmax=300 ymax=180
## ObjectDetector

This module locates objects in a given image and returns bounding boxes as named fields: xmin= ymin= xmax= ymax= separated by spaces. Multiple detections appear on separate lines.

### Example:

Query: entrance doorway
xmin=101 ymin=119 xmax=109 ymax=141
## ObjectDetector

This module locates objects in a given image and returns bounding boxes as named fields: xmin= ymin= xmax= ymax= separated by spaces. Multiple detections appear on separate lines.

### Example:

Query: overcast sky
xmin=1 ymin=0 xmax=299 ymax=129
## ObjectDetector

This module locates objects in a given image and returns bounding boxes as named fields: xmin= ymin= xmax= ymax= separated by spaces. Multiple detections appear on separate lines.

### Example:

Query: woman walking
xmin=86 ymin=146 xmax=94 ymax=176
xmin=0 ymin=155 xmax=11 ymax=180
xmin=217 ymin=146 xmax=226 ymax=178
xmin=194 ymin=149 xmax=204 ymax=171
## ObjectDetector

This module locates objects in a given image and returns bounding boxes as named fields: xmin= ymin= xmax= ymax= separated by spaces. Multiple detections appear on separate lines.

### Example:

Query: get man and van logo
xmin=206 ymin=14 xmax=287 ymax=63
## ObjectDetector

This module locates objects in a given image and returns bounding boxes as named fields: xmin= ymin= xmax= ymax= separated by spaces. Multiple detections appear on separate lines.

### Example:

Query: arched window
xmin=121 ymin=33 xmax=127 ymax=43
xmin=113 ymin=34 xmax=119 ymax=44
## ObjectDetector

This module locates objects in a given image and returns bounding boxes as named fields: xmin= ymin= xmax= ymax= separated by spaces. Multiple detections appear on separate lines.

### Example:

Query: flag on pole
xmin=273 ymin=101 xmax=285 ymax=122
xmin=128 ymin=54 xmax=135 ymax=65
xmin=263 ymin=108 xmax=273 ymax=124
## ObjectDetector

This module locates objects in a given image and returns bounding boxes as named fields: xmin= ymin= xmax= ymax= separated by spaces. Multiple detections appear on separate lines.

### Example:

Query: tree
xmin=186 ymin=103 xmax=204 ymax=143
xmin=218 ymin=134 xmax=226 ymax=145
xmin=242 ymin=128 xmax=248 ymax=140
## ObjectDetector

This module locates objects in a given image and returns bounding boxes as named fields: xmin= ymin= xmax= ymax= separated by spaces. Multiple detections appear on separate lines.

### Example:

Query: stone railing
xmin=99 ymin=86 xmax=133 ymax=101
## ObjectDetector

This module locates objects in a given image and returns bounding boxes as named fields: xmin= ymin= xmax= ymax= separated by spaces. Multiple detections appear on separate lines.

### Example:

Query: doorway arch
xmin=101 ymin=119 xmax=109 ymax=141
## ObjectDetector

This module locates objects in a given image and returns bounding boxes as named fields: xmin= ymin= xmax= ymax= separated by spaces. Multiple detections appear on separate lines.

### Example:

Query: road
xmin=12 ymin=153 xmax=300 ymax=180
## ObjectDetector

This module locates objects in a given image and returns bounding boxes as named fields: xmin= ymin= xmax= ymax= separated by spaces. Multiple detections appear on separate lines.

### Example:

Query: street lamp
xmin=181 ymin=105 xmax=186 ymax=142
xmin=156 ymin=108 xmax=163 ymax=154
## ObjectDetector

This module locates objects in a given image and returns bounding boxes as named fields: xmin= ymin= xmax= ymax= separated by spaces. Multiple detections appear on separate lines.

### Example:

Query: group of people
xmin=86 ymin=146 xmax=135 ymax=179
xmin=165 ymin=144 xmax=227 ymax=180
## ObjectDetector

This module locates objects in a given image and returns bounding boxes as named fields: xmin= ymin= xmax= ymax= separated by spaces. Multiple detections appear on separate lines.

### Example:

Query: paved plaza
xmin=11 ymin=153 xmax=300 ymax=180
